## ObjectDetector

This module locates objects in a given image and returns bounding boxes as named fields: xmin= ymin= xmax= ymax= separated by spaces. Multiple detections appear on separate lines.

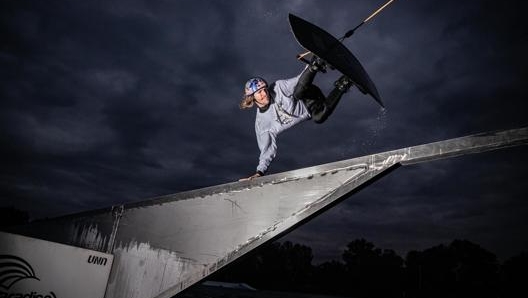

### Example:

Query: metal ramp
xmin=5 ymin=127 xmax=527 ymax=298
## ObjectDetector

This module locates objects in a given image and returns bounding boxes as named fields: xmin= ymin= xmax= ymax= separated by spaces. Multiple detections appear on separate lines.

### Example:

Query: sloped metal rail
xmin=5 ymin=127 xmax=527 ymax=298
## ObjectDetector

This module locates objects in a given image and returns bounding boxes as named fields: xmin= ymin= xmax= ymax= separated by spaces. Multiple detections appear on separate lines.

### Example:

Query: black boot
xmin=334 ymin=75 xmax=354 ymax=92
xmin=309 ymin=56 xmax=327 ymax=73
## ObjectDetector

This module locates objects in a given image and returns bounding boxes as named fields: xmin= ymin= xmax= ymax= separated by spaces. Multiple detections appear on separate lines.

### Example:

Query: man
xmin=239 ymin=58 xmax=353 ymax=180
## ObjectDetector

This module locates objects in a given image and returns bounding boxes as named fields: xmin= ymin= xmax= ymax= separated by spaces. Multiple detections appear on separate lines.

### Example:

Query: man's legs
xmin=293 ymin=57 xmax=325 ymax=99
xmin=309 ymin=75 xmax=354 ymax=124
xmin=294 ymin=56 xmax=354 ymax=124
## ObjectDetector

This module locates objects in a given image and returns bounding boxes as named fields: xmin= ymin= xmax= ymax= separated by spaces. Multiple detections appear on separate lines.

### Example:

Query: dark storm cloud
xmin=1 ymin=0 xmax=527 ymax=260
xmin=1 ymin=0 xmax=253 ymax=203
xmin=351 ymin=0 xmax=528 ymax=143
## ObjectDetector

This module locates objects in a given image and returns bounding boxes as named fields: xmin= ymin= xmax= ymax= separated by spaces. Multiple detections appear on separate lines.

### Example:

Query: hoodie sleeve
xmin=256 ymin=130 xmax=278 ymax=174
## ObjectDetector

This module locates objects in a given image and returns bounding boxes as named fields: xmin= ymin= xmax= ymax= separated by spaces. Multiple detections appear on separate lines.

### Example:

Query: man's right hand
xmin=238 ymin=172 xmax=263 ymax=181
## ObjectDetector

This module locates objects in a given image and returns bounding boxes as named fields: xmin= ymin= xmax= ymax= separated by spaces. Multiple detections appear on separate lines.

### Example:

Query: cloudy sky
xmin=1 ymin=0 xmax=527 ymax=262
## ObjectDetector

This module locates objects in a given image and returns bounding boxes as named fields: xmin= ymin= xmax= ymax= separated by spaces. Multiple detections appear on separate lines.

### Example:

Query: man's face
xmin=253 ymin=88 xmax=270 ymax=108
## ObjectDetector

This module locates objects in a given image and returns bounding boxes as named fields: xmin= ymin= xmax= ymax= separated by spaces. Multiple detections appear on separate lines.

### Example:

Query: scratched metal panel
xmin=105 ymin=165 xmax=384 ymax=298
xmin=4 ymin=127 xmax=527 ymax=298
xmin=3 ymin=209 xmax=117 ymax=252
xmin=398 ymin=127 xmax=528 ymax=164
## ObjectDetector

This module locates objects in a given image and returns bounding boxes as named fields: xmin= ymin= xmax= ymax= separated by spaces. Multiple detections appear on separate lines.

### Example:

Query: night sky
xmin=1 ymin=0 xmax=527 ymax=263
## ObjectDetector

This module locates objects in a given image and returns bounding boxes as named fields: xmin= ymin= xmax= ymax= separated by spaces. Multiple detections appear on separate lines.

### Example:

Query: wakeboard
xmin=289 ymin=13 xmax=384 ymax=108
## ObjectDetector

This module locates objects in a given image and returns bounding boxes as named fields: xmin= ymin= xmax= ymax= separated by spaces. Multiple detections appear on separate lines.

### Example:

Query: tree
xmin=405 ymin=239 xmax=498 ymax=298
xmin=500 ymin=251 xmax=528 ymax=297
xmin=212 ymin=241 xmax=314 ymax=292
xmin=449 ymin=239 xmax=499 ymax=297
xmin=313 ymin=260 xmax=347 ymax=295
xmin=342 ymin=238 xmax=404 ymax=298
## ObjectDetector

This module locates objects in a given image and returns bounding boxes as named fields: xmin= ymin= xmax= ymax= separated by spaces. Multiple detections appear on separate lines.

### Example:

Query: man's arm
xmin=239 ymin=131 xmax=277 ymax=181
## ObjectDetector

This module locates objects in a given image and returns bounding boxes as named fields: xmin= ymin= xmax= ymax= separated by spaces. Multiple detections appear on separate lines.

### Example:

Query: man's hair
xmin=239 ymin=95 xmax=254 ymax=109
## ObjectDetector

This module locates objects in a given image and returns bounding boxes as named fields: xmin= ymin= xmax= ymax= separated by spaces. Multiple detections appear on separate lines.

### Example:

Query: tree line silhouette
xmin=213 ymin=239 xmax=527 ymax=298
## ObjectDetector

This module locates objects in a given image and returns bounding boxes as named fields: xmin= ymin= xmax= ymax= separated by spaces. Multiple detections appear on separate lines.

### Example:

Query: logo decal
xmin=0 ymin=255 xmax=40 ymax=290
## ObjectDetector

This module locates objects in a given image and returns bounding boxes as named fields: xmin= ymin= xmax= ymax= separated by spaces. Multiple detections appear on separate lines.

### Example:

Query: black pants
xmin=293 ymin=68 xmax=346 ymax=124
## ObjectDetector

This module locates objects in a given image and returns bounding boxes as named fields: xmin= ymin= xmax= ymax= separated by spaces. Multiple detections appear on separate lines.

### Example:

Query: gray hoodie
xmin=255 ymin=69 xmax=311 ymax=174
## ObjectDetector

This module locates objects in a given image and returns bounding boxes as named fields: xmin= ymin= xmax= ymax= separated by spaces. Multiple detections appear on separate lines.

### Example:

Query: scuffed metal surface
xmin=69 ymin=223 xmax=109 ymax=251
xmin=4 ymin=127 xmax=527 ymax=298
xmin=369 ymin=154 xmax=407 ymax=170
xmin=99 ymin=166 xmax=378 ymax=298
xmin=4 ymin=211 xmax=117 ymax=252
xmin=105 ymin=241 xmax=199 ymax=298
